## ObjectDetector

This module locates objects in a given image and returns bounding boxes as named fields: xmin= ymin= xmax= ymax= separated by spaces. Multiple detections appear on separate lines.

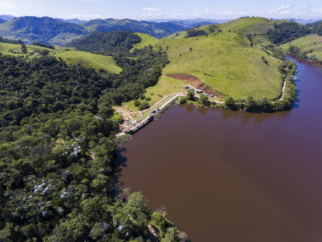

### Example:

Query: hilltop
xmin=280 ymin=34 xmax=322 ymax=62
xmin=130 ymin=27 xmax=284 ymax=101
xmin=167 ymin=17 xmax=313 ymax=45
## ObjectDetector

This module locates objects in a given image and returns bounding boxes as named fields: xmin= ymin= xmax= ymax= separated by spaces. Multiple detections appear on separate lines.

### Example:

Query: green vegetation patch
xmin=54 ymin=51 xmax=122 ymax=74
xmin=115 ymin=134 xmax=132 ymax=145
xmin=0 ymin=42 xmax=72 ymax=57
xmin=130 ymin=33 xmax=159 ymax=52
xmin=280 ymin=34 xmax=322 ymax=62
xmin=115 ymin=75 xmax=187 ymax=112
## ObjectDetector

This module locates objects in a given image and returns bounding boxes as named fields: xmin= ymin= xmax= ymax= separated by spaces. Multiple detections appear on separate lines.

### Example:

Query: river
xmin=118 ymin=55 xmax=322 ymax=242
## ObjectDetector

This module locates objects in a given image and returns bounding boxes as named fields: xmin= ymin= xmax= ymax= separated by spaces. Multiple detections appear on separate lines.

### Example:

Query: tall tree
xmin=21 ymin=43 xmax=27 ymax=54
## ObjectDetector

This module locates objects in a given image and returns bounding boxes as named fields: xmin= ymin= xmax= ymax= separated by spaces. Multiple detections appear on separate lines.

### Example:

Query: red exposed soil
xmin=165 ymin=73 xmax=223 ymax=98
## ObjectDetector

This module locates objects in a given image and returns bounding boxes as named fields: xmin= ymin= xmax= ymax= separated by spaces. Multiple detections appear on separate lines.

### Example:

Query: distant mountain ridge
xmin=0 ymin=16 xmax=188 ymax=45
xmin=54 ymin=18 xmax=88 ymax=25
xmin=81 ymin=18 xmax=183 ymax=38
xmin=0 ymin=16 xmax=88 ymax=45
xmin=0 ymin=14 xmax=16 ymax=21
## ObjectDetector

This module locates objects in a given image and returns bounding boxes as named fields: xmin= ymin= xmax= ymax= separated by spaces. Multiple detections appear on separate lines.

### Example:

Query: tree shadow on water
xmin=197 ymin=106 xmax=208 ymax=115
xmin=116 ymin=147 xmax=128 ymax=168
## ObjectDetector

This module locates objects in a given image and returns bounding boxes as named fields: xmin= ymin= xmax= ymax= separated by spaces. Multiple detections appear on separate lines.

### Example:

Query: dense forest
xmin=288 ymin=45 xmax=314 ymax=60
xmin=32 ymin=42 xmax=55 ymax=49
xmin=0 ymin=35 xmax=188 ymax=241
xmin=65 ymin=30 xmax=141 ymax=54
xmin=312 ymin=21 xmax=322 ymax=36
xmin=266 ymin=22 xmax=312 ymax=44
xmin=0 ymin=17 xmax=89 ymax=45
xmin=0 ymin=36 xmax=23 ymax=45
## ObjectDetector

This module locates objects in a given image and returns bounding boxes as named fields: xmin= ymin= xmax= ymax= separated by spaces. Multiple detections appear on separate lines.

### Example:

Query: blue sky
xmin=0 ymin=0 xmax=321 ymax=20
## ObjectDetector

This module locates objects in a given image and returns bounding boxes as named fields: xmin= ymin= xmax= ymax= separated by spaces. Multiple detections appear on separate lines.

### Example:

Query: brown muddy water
xmin=118 ymin=56 xmax=322 ymax=242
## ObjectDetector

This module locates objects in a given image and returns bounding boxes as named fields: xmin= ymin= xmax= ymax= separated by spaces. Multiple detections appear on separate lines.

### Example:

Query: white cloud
xmin=0 ymin=1 xmax=18 ymax=9
xmin=181 ymin=10 xmax=185 ymax=12
xmin=142 ymin=8 xmax=159 ymax=11
xmin=56 ymin=13 xmax=100 ymax=20
xmin=277 ymin=5 xmax=292 ymax=12
xmin=300 ymin=5 xmax=306 ymax=10
xmin=205 ymin=8 xmax=209 ymax=11
xmin=80 ymin=0 xmax=103 ymax=2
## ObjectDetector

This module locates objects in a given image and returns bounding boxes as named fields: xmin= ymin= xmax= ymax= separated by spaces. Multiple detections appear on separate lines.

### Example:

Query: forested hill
xmin=0 ymin=40 xmax=188 ymax=240
xmin=82 ymin=18 xmax=182 ymax=38
xmin=0 ymin=19 xmax=6 ymax=24
xmin=64 ymin=30 xmax=141 ymax=54
xmin=266 ymin=22 xmax=312 ymax=44
xmin=312 ymin=21 xmax=322 ymax=36
xmin=140 ymin=21 xmax=185 ymax=33
xmin=0 ymin=16 xmax=88 ymax=45
xmin=0 ymin=16 xmax=186 ymax=46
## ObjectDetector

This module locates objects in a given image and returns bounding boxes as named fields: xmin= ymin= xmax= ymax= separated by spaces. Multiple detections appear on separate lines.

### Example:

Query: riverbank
xmin=117 ymin=54 xmax=322 ymax=242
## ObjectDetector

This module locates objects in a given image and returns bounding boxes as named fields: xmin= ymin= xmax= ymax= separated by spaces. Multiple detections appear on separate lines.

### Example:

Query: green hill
xmin=280 ymin=34 xmax=322 ymax=62
xmin=0 ymin=17 xmax=186 ymax=46
xmin=0 ymin=42 xmax=69 ymax=57
xmin=167 ymin=17 xmax=301 ymax=45
xmin=53 ymin=51 xmax=122 ymax=74
xmin=0 ymin=16 xmax=88 ymax=45
xmin=65 ymin=30 xmax=141 ymax=54
xmin=132 ymin=28 xmax=284 ymax=100
xmin=130 ymin=33 xmax=159 ymax=52
xmin=82 ymin=18 xmax=182 ymax=39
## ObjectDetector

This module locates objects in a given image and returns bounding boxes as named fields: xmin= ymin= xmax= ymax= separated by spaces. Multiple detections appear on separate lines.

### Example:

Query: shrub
xmin=139 ymin=94 xmax=145 ymax=100
xmin=139 ymin=101 xmax=150 ymax=110
xmin=179 ymin=97 xmax=187 ymax=104
xmin=134 ymin=100 xmax=141 ymax=107
xmin=261 ymin=56 xmax=269 ymax=65
xmin=187 ymin=89 xmax=195 ymax=100
xmin=199 ymin=94 xmax=209 ymax=106
xmin=145 ymin=96 xmax=151 ymax=101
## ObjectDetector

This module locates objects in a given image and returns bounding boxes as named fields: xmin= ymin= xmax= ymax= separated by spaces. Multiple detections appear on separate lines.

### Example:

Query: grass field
xmin=0 ymin=42 xmax=122 ymax=74
xmin=167 ymin=17 xmax=289 ymax=45
xmin=217 ymin=17 xmax=288 ymax=35
xmin=131 ymin=33 xmax=159 ymax=52
xmin=0 ymin=42 xmax=70 ymax=57
xmin=53 ymin=51 xmax=122 ymax=74
xmin=280 ymin=34 xmax=322 ymax=61
xmin=141 ymin=30 xmax=283 ymax=100
xmin=114 ymin=75 xmax=188 ymax=112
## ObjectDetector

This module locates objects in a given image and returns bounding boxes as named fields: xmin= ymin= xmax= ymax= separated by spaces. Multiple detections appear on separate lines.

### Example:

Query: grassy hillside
xmin=280 ymin=34 xmax=322 ymax=61
xmin=132 ymin=30 xmax=283 ymax=100
xmin=0 ymin=41 xmax=121 ymax=73
xmin=53 ymin=51 xmax=122 ymax=74
xmin=130 ymin=33 xmax=159 ymax=52
xmin=216 ymin=17 xmax=287 ymax=35
xmin=0 ymin=42 xmax=70 ymax=57
xmin=168 ymin=17 xmax=290 ymax=45
xmin=114 ymin=75 xmax=188 ymax=112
